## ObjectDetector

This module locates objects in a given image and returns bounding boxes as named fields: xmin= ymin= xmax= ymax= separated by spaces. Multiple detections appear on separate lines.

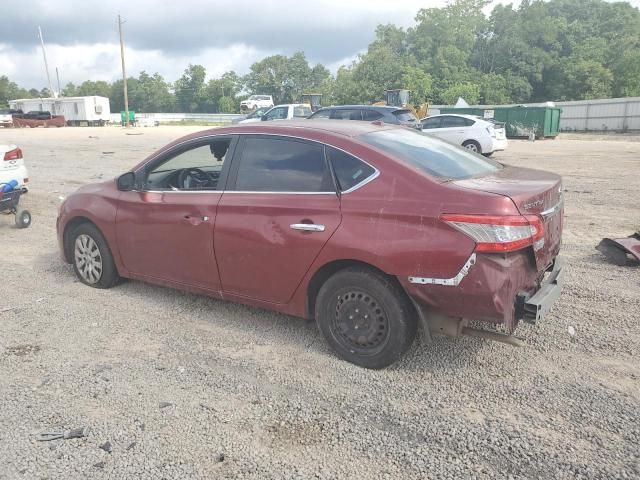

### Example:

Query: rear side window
xmin=362 ymin=110 xmax=383 ymax=121
xmin=331 ymin=109 xmax=362 ymax=121
xmin=360 ymin=129 xmax=502 ymax=180
xmin=293 ymin=106 xmax=312 ymax=117
xmin=441 ymin=116 xmax=471 ymax=127
xmin=392 ymin=109 xmax=417 ymax=122
xmin=326 ymin=147 xmax=376 ymax=192
xmin=233 ymin=137 xmax=333 ymax=192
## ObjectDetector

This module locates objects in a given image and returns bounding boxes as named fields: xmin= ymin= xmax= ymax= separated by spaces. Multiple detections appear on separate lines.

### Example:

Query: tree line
xmin=2 ymin=0 xmax=639 ymax=113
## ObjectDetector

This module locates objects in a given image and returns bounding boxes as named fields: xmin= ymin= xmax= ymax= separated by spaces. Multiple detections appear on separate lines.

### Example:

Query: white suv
xmin=238 ymin=104 xmax=312 ymax=124
xmin=240 ymin=95 xmax=274 ymax=112
xmin=1 ymin=144 xmax=29 ymax=191
xmin=421 ymin=114 xmax=508 ymax=156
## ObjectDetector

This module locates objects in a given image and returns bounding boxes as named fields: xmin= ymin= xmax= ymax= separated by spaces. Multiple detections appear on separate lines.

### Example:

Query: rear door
xmin=438 ymin=116 xmax=470 ymax=144
xmin=215 ymin=135 xmax=341 ymax=304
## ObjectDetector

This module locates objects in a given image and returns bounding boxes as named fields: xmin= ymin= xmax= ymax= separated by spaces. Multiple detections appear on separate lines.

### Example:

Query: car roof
xmin=428 ymin=113 xmax=480 ymax=120
xmin=316 ymin=105 xmax=406 ymax=112
xmin=272 ymin=103 xmax=311 ymax=108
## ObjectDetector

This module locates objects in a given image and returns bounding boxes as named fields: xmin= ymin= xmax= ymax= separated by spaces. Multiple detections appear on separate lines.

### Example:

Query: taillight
xmin=3 ymin=148 xmax=23 ymax=161
xmin=441 ymin=214 xmax=544 ymax=252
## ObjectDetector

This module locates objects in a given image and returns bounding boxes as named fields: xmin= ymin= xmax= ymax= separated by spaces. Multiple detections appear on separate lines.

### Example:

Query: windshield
xmin=0 ymin=109 xmax=10 ymax=114
xmin=293 ymin=105 xmax=312 ymax=117
xmin=360 ymin=128 xmax=502 ymax=180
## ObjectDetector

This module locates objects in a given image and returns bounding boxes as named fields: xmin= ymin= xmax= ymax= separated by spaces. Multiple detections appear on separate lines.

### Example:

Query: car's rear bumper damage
xmin=402 ymin=252 xmax=565 ymax=342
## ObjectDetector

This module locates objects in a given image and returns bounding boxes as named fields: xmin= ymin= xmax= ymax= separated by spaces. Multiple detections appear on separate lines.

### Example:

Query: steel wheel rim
xmin=465 ymin=143 xmax=478 ymax=152
xmin=332 ymin=290 xmax=390 ymax=356
xmin=74 ymin=234 xmax=103 ymax=284
xmin=21 ymin=212 xmax=30 ymax=225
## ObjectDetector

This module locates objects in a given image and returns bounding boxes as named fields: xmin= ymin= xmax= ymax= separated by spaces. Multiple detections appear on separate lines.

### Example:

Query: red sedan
xmin=57 ymin=121 xmax=564 ymax=368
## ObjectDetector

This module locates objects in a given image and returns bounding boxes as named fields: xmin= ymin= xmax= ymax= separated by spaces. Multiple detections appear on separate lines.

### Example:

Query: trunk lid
xmin=453 ymin=166 xmax=563 ymax=270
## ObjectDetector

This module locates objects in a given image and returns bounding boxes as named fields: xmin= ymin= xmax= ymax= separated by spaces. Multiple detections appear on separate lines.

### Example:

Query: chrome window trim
xmin=139 ymin=131 xmax=380 ymax=195
xmin=408 ymin=253 xmax=477 ymax=286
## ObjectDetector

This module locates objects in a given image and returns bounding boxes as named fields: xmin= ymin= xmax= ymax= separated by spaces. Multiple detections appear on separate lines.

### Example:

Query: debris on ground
xmin=37 ymin=427 xmax=90 ymax=442
xmin=596 ymin=232 xmax=640 ymax=266
xmin=99 ymin=441 xmax=112 ymax=453
xmin=159 ymin=401 xmax=173 ymax=409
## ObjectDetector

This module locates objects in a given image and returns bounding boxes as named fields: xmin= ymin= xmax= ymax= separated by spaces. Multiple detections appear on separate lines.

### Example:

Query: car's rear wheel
xmin=462 ymin=140 xmax=481 ymax=154
xmin=315 ymin=267 xmax=417 ymax=369
xmin=71 ymin=223 xmax=119 ymax=289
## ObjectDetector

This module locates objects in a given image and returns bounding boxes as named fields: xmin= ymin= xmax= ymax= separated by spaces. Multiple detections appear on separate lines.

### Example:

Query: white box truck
xmin=8 ymin=96 xmax=111 ymax=126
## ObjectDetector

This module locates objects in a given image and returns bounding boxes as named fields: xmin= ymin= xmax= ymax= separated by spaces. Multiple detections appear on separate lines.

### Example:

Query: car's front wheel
xmin=71 ymin=223 xmax=119 ymax=289
xmin=315 ymin=267 xmax=417 ymax=369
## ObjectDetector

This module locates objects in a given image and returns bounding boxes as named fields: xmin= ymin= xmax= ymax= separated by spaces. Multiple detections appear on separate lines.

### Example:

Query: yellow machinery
xmin=301 ymin=93 xmax=323 ymax=112
xmin=380 ymin=89 xmax=429 ymax=120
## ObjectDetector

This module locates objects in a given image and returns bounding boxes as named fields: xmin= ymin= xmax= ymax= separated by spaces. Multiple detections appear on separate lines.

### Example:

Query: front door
xmin=115 ymin=136 xmax=236 ymax=291
xmin=215 ymin=135 xmax=341 ymax=304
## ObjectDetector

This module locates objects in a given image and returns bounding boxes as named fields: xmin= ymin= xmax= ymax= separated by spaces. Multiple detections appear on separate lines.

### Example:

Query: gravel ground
xmin=0 ymin=127 xmax=638 ymax=480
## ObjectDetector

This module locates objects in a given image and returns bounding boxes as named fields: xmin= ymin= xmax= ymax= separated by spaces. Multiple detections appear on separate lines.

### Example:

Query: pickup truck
xmin=0 ymin=109 xmax=12 ymax=127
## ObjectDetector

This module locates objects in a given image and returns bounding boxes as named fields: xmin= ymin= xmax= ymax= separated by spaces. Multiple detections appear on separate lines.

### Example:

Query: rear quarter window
xmin=326 ymin=147 xmax=376 ymax=192
xmin=392 ymin=110 xmax=418 ymax=122
xmin=360 ymin=128 xmax=502 ymax=180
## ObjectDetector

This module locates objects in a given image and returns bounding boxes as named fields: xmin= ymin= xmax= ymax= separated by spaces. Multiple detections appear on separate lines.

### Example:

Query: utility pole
xmin=37 ymin=26 xmax=55 ymax=98
xmin=118 ymin=14 xmax=130 ymax=127
xmin=55 ymin=67 xmax=62 ymax=97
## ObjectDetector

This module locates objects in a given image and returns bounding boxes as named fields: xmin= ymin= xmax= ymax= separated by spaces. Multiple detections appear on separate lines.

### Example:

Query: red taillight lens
xmin=3 ymin=148 xmax=23 ymax=161
xmin=441 ymin=214 xmax=544 ymax=253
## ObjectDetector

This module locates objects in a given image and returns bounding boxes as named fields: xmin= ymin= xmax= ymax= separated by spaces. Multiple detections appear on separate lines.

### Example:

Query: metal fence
xmin=428 ymin=97 xmax=640 ymax=133
xmin=108 ymin=112 xmax=244 ymax=124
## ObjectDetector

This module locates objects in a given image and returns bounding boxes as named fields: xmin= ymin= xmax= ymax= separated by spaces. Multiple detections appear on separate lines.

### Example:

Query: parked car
xmin=308 ymin=105 xmax=421 ymax=128
xmin=232 ymin=107 xmax=271 ymax=125
xmin=57 ymin=121 xmax=564 ymax=368
xmin=238 ymin=104 xmax=312 ymax=124
xmin=240 ymin=95 xmax=274 ymax=112
xmin=0 ymin=109 xmax=13 ymax=127
xmin=421 ymin=114 xmax=507 ymax=156
xmin=0 ymin=144 xmax=29 ymax=191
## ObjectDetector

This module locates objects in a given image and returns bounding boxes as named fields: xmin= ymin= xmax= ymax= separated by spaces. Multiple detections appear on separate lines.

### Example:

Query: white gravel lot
xmin=0 ymin=126 xmax=638 ymax=480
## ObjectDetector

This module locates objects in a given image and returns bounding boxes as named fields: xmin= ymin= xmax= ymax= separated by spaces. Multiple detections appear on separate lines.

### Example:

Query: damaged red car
xmin=57 ymin=121 xmax=564 ymax=368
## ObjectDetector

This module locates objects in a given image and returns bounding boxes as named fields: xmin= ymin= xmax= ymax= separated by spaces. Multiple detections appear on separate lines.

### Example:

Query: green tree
xmin=441 ymin=82 xmax=481 ymax=105
xmin=0 ymin=76 xmax=32 ymax=105
xmin=174 ymin=64 xmax=207 ymax=112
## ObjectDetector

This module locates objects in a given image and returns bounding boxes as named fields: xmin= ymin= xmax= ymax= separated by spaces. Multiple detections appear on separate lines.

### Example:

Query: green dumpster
xmin=120 ymin=110 xmax=136 ymax=126
xmin=493 ymin=106 xmax=561 ymax=138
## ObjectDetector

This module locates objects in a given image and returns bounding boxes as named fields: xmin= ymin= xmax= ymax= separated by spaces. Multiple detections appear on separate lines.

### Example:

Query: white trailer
xmin=8 ymin=96 xmax=111 ymax=126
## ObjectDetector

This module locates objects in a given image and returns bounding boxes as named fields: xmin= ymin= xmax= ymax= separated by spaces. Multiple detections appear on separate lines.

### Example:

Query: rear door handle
xmin=290 ymin=223 xmax=325 ymax=232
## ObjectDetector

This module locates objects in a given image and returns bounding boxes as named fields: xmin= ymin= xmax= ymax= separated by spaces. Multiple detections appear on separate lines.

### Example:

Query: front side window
xmin=310 ymin=109 xmax=332 ymax=119
xmin=233 ymin=137 xmax=333 ymax=192
xmin=360 ymin=128 xmax=502 ymax=180
xmin=326 ymin=147 xmax=376 ymax=192
xmin=145 ymin=138 xmax=231 ymax=191
xmin=293 ymin=105 xmax=312 ymax=117
xmin=392 ymin=109 xmax=418 ymax=123
xmin=422 ymin=117 xmax=441 ymax=129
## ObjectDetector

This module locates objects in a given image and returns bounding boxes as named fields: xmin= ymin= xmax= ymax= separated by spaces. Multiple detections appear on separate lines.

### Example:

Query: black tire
xmin=70 ymin=223 xmax=120 ymax=289
xmin=462 ymin=140 xmax=482 ymax=154
xmin=15 ymin=208 xmax=31 ymax=228
xmin=315 ymin=267 xmax=417 ymax=369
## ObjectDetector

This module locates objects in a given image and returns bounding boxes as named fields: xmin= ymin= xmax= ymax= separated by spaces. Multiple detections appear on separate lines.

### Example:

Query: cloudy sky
xmin=1 ymin=0 xmax=639 ymax=90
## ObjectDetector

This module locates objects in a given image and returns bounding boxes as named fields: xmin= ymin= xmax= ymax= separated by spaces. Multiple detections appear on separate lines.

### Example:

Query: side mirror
xmin=261 ymin=115 xmax=268 ymax=121
xmin=117 ymin=172 xmax=136 ymax=191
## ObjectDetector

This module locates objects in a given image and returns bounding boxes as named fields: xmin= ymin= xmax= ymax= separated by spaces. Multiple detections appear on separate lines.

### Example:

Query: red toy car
xmin=57 ymin=121 xmax=564 ymax=368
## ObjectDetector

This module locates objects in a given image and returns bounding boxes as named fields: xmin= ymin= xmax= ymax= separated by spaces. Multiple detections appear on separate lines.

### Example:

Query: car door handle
xmin=183 ymin=214 xmax=209 ymax=226
xmin=290 ymin=223 xmax=325 ymax=232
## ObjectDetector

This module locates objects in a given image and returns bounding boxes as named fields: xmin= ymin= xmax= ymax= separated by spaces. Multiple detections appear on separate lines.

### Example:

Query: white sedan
xmin=421 ymin=114 xmax=507 ymax=156
xmin=1 ymin=144 xmax=29 ymax=191
xmin=239 ymin=104 xmax=313 ymax=124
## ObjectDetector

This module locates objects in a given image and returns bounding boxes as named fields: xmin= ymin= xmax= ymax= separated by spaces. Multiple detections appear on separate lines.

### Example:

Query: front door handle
xmin=183 ymin=214 xmax=209 ymax=226
xmin=290 ymin=223 xmax=325 ymax=232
